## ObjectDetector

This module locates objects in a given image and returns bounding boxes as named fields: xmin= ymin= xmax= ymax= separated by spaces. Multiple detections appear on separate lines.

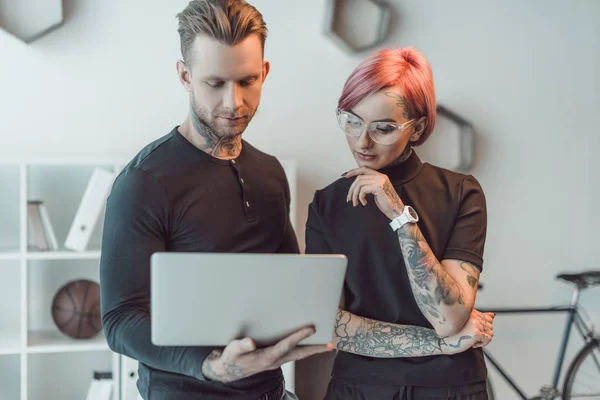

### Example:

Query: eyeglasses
xmin=336 ymin=108 xmax=417 ymax=146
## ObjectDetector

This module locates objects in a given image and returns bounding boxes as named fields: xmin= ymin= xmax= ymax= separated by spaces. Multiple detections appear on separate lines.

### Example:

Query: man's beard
xmin=190 ymin=94 xmax=256 ymax=140
xmin=188 ymin=94 xmax=259 ymax=158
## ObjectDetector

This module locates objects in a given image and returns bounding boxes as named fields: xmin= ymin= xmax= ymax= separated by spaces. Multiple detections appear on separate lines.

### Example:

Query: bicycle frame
xmin=479 ymin=287 xmax=596 ymax=399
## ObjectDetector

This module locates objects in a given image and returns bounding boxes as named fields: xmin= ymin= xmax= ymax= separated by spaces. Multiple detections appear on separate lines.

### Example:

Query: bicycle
xmin=478 ymin=270 xmax=600 ymax=399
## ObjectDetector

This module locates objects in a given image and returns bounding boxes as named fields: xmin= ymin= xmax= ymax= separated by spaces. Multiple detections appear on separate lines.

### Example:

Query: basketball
xmin=51 ymin=279 xmax=102 ymax=339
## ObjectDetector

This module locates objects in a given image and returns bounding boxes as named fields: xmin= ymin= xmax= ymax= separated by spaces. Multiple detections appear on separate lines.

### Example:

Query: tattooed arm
xmin=332 ymin=307 xmax=493 ymax=357
xmin=344 ymin=168 xmax=485 ymax=337
xmin=397 ymin=224 xmax=480 ymax=337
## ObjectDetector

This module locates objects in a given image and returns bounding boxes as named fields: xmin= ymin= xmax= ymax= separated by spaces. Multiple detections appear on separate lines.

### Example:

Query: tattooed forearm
xmin=435 ymin=272 xmax=464 ymax=306
xmin=382 ymin=181 xmax=404 ymax=216
xmin=414 ymin=291 xmax=444 ymax=322
xmin=445 ymin=335 xmax=472 ymax=349
xmin=397 ymin=224 xmax=466 ymax=327
xmin=460 ymin=262 xmax=480 ymax=289
xmin=332 ymin=309 xmax=469 ymax=357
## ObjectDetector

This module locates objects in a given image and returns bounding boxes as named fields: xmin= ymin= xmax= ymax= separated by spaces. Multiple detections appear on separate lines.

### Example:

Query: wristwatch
xmin=389 ymin=205 xmax=419 ymax=231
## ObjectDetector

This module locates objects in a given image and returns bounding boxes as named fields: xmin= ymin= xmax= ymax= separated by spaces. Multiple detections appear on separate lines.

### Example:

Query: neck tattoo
xmin=190 ymin=109 xmax=242 ymax=159
xmin=389 ymin=146 xmax=412 ymax=166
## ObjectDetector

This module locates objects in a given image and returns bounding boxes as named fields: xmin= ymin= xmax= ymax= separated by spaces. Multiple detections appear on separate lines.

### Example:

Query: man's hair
xmin=338 ymin=47 xmax=437 ymax=146
xmin=176 ymin=0 xmax=268 ymax=64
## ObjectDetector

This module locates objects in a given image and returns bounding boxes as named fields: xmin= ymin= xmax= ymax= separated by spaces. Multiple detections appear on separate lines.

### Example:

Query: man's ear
xmin=410 ymin=116 xmax=428 ymax=142
xmin=262 ymin=60 xmax=271 ymax=82
xmin=176 ymin=59 xmax=193 ymax=92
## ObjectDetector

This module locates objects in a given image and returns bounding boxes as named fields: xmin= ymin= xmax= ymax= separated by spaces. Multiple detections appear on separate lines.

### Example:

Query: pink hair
xmin=338 ymin=47 xmax=436 ymax=146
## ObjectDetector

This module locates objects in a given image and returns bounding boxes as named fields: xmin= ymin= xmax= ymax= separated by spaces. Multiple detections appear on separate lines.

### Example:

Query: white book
xmin=37 ymin=202 xmax=59 ymax=250
xmin=27 ymin=200 xmax=48 ymax=251
xmin=85 ymin=380 xmax=113 ymax=400
xmin=64 ymin=168 xmax=116 ymax=252
xmin=85 ymin=372 xmax=113 ymax=400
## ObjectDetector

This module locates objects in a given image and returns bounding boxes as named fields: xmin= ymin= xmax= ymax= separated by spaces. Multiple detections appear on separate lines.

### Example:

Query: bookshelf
xmin=0 ymin=354 xmax=20 ymax=399
xmin=0 ymin=157 xmax=299 ymax=400
xmin=0 ymin=159 xmax=123 ymax=400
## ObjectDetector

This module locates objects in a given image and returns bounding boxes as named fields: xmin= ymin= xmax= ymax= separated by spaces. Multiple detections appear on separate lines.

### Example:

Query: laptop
xmin=150 ymin=252 xmax=347 ymax=347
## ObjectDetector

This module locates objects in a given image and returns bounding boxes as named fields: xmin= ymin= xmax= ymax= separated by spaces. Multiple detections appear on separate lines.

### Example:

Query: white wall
xmin=1 ymin=0 xmax=599 ymax=399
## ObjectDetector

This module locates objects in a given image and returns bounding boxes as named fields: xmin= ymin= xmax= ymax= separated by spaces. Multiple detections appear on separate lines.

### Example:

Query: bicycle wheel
xmin=563 ymin=338 xmax=600 ymax=399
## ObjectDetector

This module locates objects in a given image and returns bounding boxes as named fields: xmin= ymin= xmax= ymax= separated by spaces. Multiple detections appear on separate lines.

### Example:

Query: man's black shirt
xmin=100 ymin=127 xmax=299 ymax=399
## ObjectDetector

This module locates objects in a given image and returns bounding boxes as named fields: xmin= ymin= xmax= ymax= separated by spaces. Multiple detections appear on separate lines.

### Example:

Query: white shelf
xmin=0 ymin=158 xmax=128 ymax=166
xmin=27 ymin=330 xmax=108 ymax=354
xmin=0 ymin=159 xmax=128 ymax=399
xmin=0 ymin=251 xmax=21 ymax=260
xmin=0 ymin=355 xmax=20 ymax=400
xmin=0 ymin=165 xmax=20 ymax=252
xmin=0 ymin=331 xmax=21 ymax=355
xmin=26 ymin=250 xmax=101 ymax=260
xmin=0 ymin=260 xmax=21 ymax=357
xmin=28 ymin=351 xmax=114 ymax=400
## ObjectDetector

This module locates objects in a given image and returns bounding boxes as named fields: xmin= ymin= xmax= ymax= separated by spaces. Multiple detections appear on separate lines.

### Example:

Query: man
xmin=99 ymin=1 xmax=332 ymax=399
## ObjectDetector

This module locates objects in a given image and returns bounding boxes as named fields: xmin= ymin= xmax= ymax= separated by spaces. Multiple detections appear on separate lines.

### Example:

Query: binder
xmin=64 ymin=168 xmax=116 ymax=252
xmin=37 ymin=202 xmax=58 ymax=250
xmin=27 ymin=200 xmax=48 ymax=251
xmin=85 ymin=371 xmax=113 ymax=400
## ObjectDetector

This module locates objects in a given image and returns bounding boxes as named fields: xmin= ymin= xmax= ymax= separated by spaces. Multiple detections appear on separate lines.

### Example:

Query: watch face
xmin=407 ymin=206 xmax=418 ymax=219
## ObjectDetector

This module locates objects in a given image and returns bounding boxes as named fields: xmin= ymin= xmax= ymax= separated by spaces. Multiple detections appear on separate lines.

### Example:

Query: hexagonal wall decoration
xmin=324 ymin=0 xmax=391 ymax=53
xmin=0 ymin=0 xmax=64 ymax=43
xmin=416 ymin=105 xmax=475 ymax=173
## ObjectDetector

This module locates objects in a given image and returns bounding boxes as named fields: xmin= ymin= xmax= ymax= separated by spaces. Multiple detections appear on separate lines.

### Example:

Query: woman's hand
xmin=344 ymin=167 xmax=404 ymax=220
xmin=442 ymin=309 xmax=495 ymax=355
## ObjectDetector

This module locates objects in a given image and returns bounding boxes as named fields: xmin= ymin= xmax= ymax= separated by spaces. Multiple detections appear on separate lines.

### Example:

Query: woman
xmin=306 ymin=47 xmax=495 ymax=399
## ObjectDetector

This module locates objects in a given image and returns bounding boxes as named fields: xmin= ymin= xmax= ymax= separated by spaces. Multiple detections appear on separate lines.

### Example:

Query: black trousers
xmin=324 ymin=377 xmax=488 ymax=400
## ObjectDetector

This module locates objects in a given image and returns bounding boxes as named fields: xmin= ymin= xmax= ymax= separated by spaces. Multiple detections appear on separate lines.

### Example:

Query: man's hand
xmin=442 ymin=309 xmax=495 ymax=355
xmin=201 ymin=327 xmax=333 ymax=383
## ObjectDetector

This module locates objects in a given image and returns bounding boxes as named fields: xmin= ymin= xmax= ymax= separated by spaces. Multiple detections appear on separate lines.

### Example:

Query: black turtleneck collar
xmin=377 ymin=150 xmax=423 ymax=186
